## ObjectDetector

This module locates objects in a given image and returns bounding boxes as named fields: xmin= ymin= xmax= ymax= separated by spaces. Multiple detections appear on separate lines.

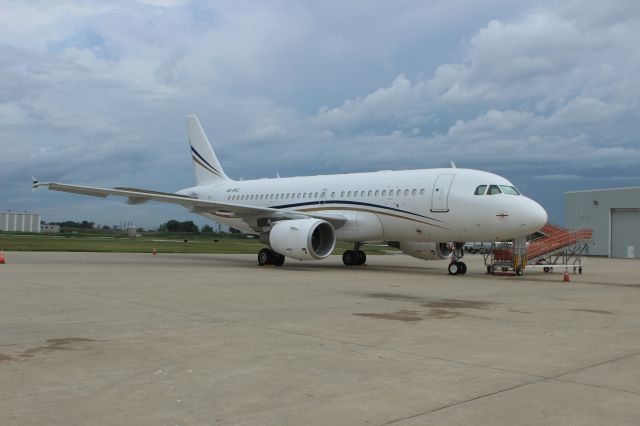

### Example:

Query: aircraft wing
xmin=33 ymin=181 xmax=347 ymax=230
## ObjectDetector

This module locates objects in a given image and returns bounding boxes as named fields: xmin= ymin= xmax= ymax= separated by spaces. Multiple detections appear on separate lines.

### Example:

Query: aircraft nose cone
xmin=527 ymin=198 xmax=548 ymax=232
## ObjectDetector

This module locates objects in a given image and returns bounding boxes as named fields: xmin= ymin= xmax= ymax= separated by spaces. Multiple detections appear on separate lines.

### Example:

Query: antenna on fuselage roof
xmin=276 ymin=172 xmax=280 ymax=178
xmin=451 ymin=161 xmax=457 ymax=168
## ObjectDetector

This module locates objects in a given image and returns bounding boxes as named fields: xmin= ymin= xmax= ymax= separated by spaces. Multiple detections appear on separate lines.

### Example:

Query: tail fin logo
xmin=190 ymin=144 xmax=223 ymax=178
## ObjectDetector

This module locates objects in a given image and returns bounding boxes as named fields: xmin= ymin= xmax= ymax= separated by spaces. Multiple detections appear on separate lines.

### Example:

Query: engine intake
xmin=267 ymin=219 xmax=336 ymax=261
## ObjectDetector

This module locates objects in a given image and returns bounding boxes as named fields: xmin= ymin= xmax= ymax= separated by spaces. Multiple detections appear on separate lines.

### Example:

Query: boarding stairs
xmin=483 ymin=223 xmax=593 ymax=276
xmin=528 ymin=224 xmax=593 ymax=260
xmin=526 ymin=224 xmax=592 ymax=274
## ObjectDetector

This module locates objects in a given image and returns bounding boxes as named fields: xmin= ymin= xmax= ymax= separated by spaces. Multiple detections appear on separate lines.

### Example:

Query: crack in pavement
xmin=379 ymin=349 xmax=640 ymax=425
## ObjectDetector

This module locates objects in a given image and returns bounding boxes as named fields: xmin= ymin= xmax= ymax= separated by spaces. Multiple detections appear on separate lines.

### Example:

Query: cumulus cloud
xmin=309 ymin=5 xmax=640 ymax=178
xmin=0 ymin=0 xmax=638 ymax=226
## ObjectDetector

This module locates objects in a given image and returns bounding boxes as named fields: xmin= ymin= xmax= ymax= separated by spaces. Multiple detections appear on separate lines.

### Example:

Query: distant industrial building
xmin=41 ymin=223 xmax=61 ymax=233
xmin=0 ymin=211 xmax=41 ymax=233
xmin=566 ymin=187 xmax=640 ymax=258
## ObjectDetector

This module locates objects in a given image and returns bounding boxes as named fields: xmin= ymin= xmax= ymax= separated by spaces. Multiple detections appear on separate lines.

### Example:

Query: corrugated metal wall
xmin=611 ymin=210 xmax=640 ymax=259
xmin=566 ymin=188 xmax=640 ymax=258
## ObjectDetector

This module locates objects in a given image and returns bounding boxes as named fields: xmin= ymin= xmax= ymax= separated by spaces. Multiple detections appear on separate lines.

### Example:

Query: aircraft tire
xmin=458 ymin=262 xmax=467 ymax=275
xmin=343 ymin=250 xmax=356 ymax=266
xmin=274 ymin=254 xmax=285 ymax=267
xmin=356 ymin=250 xmax=367 ymax=265
xmin=448 ymin=262 xmax=459 ymax=275
xmin=258 ymin=248 xmax=274 ymax=266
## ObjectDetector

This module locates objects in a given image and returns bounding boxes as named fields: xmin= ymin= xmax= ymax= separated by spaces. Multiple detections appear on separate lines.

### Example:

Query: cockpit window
xmin=474 ymin=185 xmax=487 ymax=195
xmin=487 ymin=185 xmax=502 ymax=195
xmin=499 ymin=185 xmax=520 ymax=195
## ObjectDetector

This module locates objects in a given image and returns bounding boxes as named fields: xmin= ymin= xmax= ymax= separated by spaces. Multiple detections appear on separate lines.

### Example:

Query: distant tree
xmin=159 ymin=220 xmax=199 ymax=233
xmin=201 ymin=224 xmax=214 ymax=234
xmin=165 ymin=220 xmax=181 ymax=232
xmin=102 ymin=225 xmax=111 ymax=230
xmin=180 ymin=221 xmax=199 ymax=233
xmin=53 ymin=220 xmax=95 ymax=230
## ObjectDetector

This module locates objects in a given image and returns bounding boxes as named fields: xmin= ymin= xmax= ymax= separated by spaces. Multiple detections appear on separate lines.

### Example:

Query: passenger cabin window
xmin=474 ymin=185 xmax=487 ymax=195
xmin=500 ymin=185 xmax=520 ymax=195
xmin=487 ymin=185 xmax=502 ymax=195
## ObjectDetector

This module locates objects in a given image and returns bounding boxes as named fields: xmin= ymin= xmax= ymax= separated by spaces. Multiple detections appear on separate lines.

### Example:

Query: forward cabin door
xmin=430 ymin=174 xmax=454 ymax=212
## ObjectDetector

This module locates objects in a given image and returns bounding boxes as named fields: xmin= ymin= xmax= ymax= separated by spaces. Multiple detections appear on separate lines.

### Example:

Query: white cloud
xmin=1 ymin=1 xmax=639 ymax=226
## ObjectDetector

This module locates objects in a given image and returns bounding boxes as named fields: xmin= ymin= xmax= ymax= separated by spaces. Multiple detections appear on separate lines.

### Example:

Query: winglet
xmin=450 ymin=161 xmax=457 ymax=168
xmin=32 ymin=176 xmax=39 ymax=192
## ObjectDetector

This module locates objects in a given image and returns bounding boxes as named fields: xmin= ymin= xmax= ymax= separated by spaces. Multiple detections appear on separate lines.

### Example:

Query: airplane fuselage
xmin=178 ymin=167 xmax=547 ymax=243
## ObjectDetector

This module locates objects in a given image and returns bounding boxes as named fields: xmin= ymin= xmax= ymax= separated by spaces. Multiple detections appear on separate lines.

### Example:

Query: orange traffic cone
xmin=563 ymin=270 xmax=570 ymax=282
xmin=152 ymin=248 xmax=157 ymax=256
xmin=0 ymin=250 xmax=5 ymax=264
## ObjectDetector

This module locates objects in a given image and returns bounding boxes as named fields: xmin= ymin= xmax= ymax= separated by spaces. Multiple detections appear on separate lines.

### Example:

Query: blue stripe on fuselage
xmin=269 ymin=200 xmax=447 ymax=223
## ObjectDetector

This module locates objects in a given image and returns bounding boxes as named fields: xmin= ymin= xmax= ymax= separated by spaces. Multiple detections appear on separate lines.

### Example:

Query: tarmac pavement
xmin=1 ymin=252 xmax=639 ymax=425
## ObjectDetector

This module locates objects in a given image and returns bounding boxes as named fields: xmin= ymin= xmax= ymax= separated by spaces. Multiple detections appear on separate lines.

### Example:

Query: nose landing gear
xmin=448 ymin=242 xmax=467 ymax=275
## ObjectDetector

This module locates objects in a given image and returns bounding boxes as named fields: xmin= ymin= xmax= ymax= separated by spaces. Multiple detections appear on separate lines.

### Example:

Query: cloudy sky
xmin=1 ymin=0 xmax=639 ymax=228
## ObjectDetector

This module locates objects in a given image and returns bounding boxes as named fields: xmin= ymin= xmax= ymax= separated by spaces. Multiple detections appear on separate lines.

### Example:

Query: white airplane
xmin=34 ymin=115 xmax=547 ymax=274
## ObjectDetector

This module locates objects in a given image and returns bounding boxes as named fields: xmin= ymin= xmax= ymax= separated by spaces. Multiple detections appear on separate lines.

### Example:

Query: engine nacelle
xmin=268 ymin=219 xmax=336 ymax=261
xmin=397 ymin=242 xmax=452 ymax=260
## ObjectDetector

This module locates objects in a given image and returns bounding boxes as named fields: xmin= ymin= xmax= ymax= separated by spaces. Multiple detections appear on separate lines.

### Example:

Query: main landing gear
xmin=448 ymin=242 xmax=467 ymax=275
xmin=343 ymin=243 xmax=366 ymax=266
xmin=257 ymin=248 xmax=285 ymax=266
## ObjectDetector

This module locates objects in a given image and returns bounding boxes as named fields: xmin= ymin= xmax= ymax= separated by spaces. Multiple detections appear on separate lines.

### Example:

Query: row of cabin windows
xmin=226 ymin=188 xmax=427 ymax=202
xmin=474 ymin=185 xmax=521 ymax=196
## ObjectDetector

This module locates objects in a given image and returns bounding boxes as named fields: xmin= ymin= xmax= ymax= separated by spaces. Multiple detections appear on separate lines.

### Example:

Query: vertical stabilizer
xmin=186 ymin=115 xmax=230 ymax=184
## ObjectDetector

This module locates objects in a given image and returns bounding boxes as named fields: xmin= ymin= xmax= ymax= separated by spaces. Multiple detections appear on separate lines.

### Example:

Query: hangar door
xmin=611 ymin=209 xmax=640 ymax=258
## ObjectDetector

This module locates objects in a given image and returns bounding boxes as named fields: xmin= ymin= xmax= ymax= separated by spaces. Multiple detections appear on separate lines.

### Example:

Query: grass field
xmin=0 ymin=233 xmax=393 ymax=255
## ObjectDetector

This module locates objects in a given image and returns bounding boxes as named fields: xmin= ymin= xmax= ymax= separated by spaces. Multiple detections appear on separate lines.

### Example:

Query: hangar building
xmin=0 ymin=211 xmax=41 ymax=233
xmin=566 ymin=187 xmax=640 ymax=258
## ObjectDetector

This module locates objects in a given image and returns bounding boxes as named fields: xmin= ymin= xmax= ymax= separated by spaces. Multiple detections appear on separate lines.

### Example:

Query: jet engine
xmin=267 ymin=219 xmax=336 ymax=261
xmin=394 ymin=242 xmax=453 ymax=260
